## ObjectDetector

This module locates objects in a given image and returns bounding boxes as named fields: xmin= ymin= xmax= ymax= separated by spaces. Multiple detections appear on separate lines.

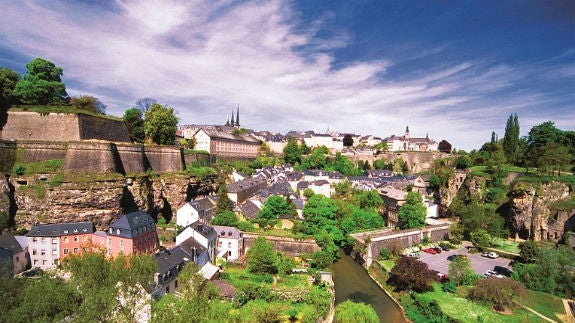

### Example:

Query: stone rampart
xmin=243 ymin=233 xmax=321 ymax=256
xmin=77 ymin=114 xmax=130 ymax=142
xmin=16 ymin=141 xmax=67 ymax=162
xmin=0 ymin=140 xmax=16 ymax=174
xmin=1 ymin=111 xmax=81 ymax=141
xmin=144 ymin=146 xmax=184 ymax=173
xmin=63 ymin=141 xmax=122 ymax=173
xmin=116 ymin=143 xmax=147 ymax=174
xmin=368 ymin=151 xmax=451 ymax=173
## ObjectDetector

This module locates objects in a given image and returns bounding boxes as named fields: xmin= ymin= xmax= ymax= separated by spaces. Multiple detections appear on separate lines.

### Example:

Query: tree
xmin=335 ymin=300 xmax=379 ymax=323
xmin=144 ymin=103 xmax=178 ymax=145
xmin=303 ymin=194 xmax=338 ymax=231
xmin=211 ymin=210 xmax=239 ymax=227
xmin=333 ymin=153 xmax=361 ymax=176
xmin=398 ymin=192 xmax=426 ymax=229
xmin=357 ymin=189 xmax=383 ymax=210
xmin=180 ymin=137 xmax=196 ymax=150
xmin=428 ymin=174 xmax=440 ymax=190
xmin=503 ymin=113 xmax=520 ymax=165
xmin=470 ymin=229 xmax=492 ymax=250
xmin=69 ymin=95 xmax=106 ymax=114
xmin=135 ymin=97 xmax=157 ymax=113
xmin=448 ymin=256 xmax=479 ymax=286
xmin=283 ymin=137 xmax=301 ymax=165
xmin=455 ymin=155 xmax=472 ymax=169
xmin=14 ymin=57 xmax=68 ymax=105
xmin=469 ymin=277 xmax=525 ymax=310
xmin=247 ymin=237 xmax=277 ymax=274
xmin=123 ymin=107 xmax=145 ymax=143
xmin=373 ymin=142 xmax=388 ymax=154
xmin=343 ymin=134 xmax=354 ymax=147
xmin=215 ymin=185 xmax=234 ymax=215
xmin=388 ymin=256 xmax=434 ymax=292
xmin=0 ymin=67 xmax=19 ymax=109
xmin=258 ymin=195 xmax=295 ymax=220
xmin=518 ymin=240 xmax=540 ymax=264
xmin=340 ymin=207 xmax=384 ymax=235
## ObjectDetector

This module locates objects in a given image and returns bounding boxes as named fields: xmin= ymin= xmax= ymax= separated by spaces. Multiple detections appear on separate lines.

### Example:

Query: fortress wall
xmin=0 ymin=140 xmax=16 ymax=174
xmin=1 ymin=111 xmax=80 ymax=141
xmin=16 ymin=141 xmax=67 ymax=162
xmin=373 ymin=151 xmax=451 ymax=173
xmin=116 ymin=143 xmax=147 ymax=174
xmin=243 ymin=233 xmax=321 ymax=256
xmin=63 ymin=141 xmax=123 ymax=173
xmin=144 ymin=146 xmax=184 ymax=173
xmin=77 ymin=114 xmax=131 ymax=142
xmin=183 ymin=153 xmax=215 ymax=168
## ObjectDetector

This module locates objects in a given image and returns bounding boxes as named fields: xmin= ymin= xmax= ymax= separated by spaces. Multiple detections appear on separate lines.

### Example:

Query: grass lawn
xmin=377 ymin=259 xmax=395 ymax=272
xmin=424 ymin=284 xmax=545 ymax=323
xmin=490 ymin=238 xmax=520 ymax=254
xmin=13 ymin=159 xmax=63 ymax=175
xmin=517 ymin=289 xmax=566 ymax=322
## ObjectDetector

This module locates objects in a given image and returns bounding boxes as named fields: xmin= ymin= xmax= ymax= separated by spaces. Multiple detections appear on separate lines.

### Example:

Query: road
xmin=417 ymin=243 xmax=513 ymax=276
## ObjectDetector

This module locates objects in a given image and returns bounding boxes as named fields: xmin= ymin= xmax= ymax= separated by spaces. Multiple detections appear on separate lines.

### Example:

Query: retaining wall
xmin=0 ymin=140 xmax=16 ymax=174
xmin=243 ymin=233 xmax=321 ymax=256
xmin=63 ymin=141 xmax=122 ymax=173
xmin=144 ymin=146 xmax=184 ymax=173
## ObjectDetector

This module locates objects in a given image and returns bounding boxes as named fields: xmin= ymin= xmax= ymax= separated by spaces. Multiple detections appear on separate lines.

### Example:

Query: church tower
xmin=405 ymin=126 xmax=410 ymax=139
xmin=225 ymin=113 xmax=230 ymax=126
xmin=235 ymin=107 xmax=240 ymax=127
xmin=230 ymin=110 xmax=235 ymax=127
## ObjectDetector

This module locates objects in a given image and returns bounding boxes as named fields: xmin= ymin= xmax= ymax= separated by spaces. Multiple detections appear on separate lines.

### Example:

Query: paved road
xmin=417 ymin=244 xmax=513 ymax=276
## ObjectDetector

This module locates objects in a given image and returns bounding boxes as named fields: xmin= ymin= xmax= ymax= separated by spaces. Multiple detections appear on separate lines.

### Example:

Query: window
xmin=63 ymin=237 xmax=69 ymax=243
xmin=120 ymin=240 xmax=124 ymax=246
xmin=175 ymin=280 xmax=178 ymax=288
xmin=41 ymin=238 xmax=46 ymax=243
xmin=64 ymin=229 xmax=68 ymax=234
xmin=73 ymin=248 xmax=79 ymax=254
xmin=41 ymin=250 xmax=46 ymax=256
xmin=42 ymin=260 xmax=47 ymax=265
xmin=117 ymin=229 xmax=120 ymax=235
xmin=33 ymin=259 xmax=38 ymax=265
xmin=32 ymin=249 xmax=37 ymax=255
xmin=83 ymin=236 xmax=88 ymax=242
xmin=52 ymin=249 xmax=57 ymax=255
xmin=33 ymin=238 xmax=38 ymax=242
xmin=16 ymin=256 xmax=19 ymax=262
xmin=64 ymin=248 xmax=69 ymax=254
xmin=74 ymin=236 xmax=79 ymax=242
xmin=52 ymin=238 xmax=58 ymax=244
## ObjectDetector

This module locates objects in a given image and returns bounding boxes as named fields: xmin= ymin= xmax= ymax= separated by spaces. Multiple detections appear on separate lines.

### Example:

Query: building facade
xmin=193 ymin=129 xmax=261 ymax=158
xmin=105 ymin=211 xmax=159 ymax=257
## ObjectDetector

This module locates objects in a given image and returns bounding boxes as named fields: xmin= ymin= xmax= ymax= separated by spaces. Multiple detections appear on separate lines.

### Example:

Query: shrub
xmin=15 ymin=165 xmax=26 ymax=176
xmin=442 ymin=282 xmax=457 ymax=293
xmin=379 ymin=248 xmax=391 ymax=260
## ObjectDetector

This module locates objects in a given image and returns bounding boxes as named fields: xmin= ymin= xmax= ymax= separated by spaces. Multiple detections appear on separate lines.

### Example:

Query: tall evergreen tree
xmin=283 ymin=137 xmax=301 ymax=165
xmin=503 ymin=113 xmax=520 ymax=165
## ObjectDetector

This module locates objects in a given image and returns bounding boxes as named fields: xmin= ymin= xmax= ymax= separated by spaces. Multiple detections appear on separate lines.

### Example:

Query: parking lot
xmin=417 ymin=243 xmax=513 ymax=276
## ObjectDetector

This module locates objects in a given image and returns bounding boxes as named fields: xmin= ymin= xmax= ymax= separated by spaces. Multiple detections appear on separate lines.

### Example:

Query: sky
xmin=0 ymin=0 xmax=573 ymax=150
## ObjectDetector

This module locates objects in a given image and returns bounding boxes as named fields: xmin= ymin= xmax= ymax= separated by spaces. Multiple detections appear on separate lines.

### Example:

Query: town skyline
xmin=0 ymin=0 xmax=573 ymax=151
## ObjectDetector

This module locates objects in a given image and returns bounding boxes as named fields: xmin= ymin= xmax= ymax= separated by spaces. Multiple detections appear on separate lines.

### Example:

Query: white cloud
xmin=0 ymin=0 xmax=572 ymax=150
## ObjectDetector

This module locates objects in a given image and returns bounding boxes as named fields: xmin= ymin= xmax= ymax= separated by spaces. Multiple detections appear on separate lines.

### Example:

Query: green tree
xmin=123 ymin=107 xmax=145 ymax=143
xmin=332 ymin=153 xmax=361 ymax=176
xmin=469 ymin=277 xmax=525 ymax=310
xmin=503 ymin=113 xmax=520 ymax=165
xmin=303 ymin=194 xmax=338 ymax=232
xmin=388 ymin=256 xmax=434 ymax=292
xmin=211 ymin=210 xmax=239 ymax=227
xmin=247 ymin=237 xmax=277 ymax=274
xmin=449 ymin=256 xmax=479 ymax=286
xmin=69 ymin=95 xmax=106 ymax=114
xmin=335 ymin=300 xmax=379 ymax=323
xmin=215 ymin=184 xmax=234 ymax=215
xmin=144 ymin=103 xmax=179 ymax=145
xmin=398 ymin=192 xmax=426 ymax=229
xmin=283 ymin=137 xmax=301 ymax=165
xmin=14 ymin=57 xmax=68 ymax=105
xmin=0 ymin=67 xmax=19 ymax=110
xmin=519 ymin=240 xmax=540 ymax=263
xmin=300 ymin=148 xmax=327 ymax=169
xmin=258 ymin=195 xmax=295 ymax=220
xmin=470 ymin=229 xmax=492 ymax=250
xmin=357 ymin=189 xmax=383 ymax=210
xmin=536 ymin=142 xmax=570 ymax=175
xmin=340 ymin=207 xmax=384 ymax=235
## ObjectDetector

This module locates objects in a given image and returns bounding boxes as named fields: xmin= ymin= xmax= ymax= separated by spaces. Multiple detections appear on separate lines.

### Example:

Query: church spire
xmin=236 ymin=106 xmax=240 ymax=127
xmin=230 ymin=109 xmax=235 ymax=126
xmin=225 ymin=113 xmax=230 ymax=126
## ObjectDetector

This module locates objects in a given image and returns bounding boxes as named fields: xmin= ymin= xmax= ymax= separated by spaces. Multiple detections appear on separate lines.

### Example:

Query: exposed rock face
xmin=0 ymin=175 xmax=11 ymax=216
xmin=438 ymin=170 xmax=467 ymax=216
xmin=9 ymin=174 xmax=217 ymax=231
xmin=509 ymin=181 xmax=574 ymax=241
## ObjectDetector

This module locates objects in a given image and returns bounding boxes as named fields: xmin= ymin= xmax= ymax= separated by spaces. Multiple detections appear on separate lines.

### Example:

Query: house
xmin=378 ymin=186 xmax=408 ymax=228
xmin=365 ymin=169 xmax=393 ymax=178
xmin=151 ymin=246 xmax=191 ymax=297
xmin=26 ymin=221 xmax=95 ymax=269
xmin=385 ymin=126 xmax=438 ymax=152
xmin=309 ymin=180 xmax=331 ymax=197
xmin=176 ymin=197 xmax=216 ymax=227
xmin=227 ymin=176 xmax=267 ymax=203
xmin=192 ymin=128 xmax=261 ymax=158
xmin=213 ymin=226 xmax=243 ymax=261
xmin=413 ymin=174 xmax=432 ymax=195
xmin=178 ymin=236 xmax=209 ymax=267
xmin=176 ymin=222 xmax=216 ymax=262
xmin=0 ymin=233 xmax=29 ymax=276
xmin=105 ymin=211 xmax=159 ymax=257
xmin=237 ymin=200 xmax=262 ymax=220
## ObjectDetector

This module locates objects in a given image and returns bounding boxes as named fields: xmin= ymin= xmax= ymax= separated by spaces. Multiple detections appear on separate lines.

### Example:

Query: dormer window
xmin=117 ymin=229 xmax=120 ymax=235
xmin=109 ymin=228 xmax=113 ymax=233
xmin=74 ymin=229 xmax=78 ymax=233
xmin=82 ymin=228 xmax=87 ymax=232
xmin=64 ymin=230 xmax=68 ymax=234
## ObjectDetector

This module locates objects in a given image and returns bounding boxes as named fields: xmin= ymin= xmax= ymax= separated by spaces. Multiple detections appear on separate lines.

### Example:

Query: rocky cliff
xmin=438 ymin=170 xmax=467 ymax=215
xmin=1 ymin=173 xmax=217 ymax=231
xmin=509 ymin=180 xmax=574 ymax=241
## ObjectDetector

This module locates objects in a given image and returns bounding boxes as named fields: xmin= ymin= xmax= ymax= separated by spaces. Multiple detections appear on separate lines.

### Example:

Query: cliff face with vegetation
xmin=508 ymin=180 xmax=574 ymax=241
xmin=0 ymin=173 xmax=216 ymax=231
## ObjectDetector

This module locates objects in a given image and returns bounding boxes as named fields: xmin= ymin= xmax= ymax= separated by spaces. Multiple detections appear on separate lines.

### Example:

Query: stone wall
xmin=243 ymin=233 xmax=321 ymax=256
xmin=0 ymin=140 xmax=16 ymax=174
xmin=63 ymin=141 xmax=123 ymax=173
xmin=116 ymin=143 xmax=147 ymax=174
xmin=145 ymin=146 xmax=184 ymax=173
xmin=0 ymin=111 xmax=130 ymax=143
xmin=16 ymin=141 xmax=67 ymax=162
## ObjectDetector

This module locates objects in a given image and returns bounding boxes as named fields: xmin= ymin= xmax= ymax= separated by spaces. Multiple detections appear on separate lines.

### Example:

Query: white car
xmin=487 ymin=252 xmax=499 ymax=259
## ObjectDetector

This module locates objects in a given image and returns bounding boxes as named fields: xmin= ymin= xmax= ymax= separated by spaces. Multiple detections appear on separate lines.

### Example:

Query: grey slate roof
xmin=213 ymin=226 xmax=242 ymax=239
xmin=227 ymin=176 xmax=267 ymax=193
xmin=109 ymin=211 xmax=156 ymax=239
xmin=190 ymin=222 xmax=215 ymax=239
xmin=198 ymin=129 xmax=261 ymax=144
xmin=153 ymin=246 xmax=191 ymax=275
xmin=0 ymin=233 xmax=24 ymax=253
xmin=179 ymin=237 xmax=208 ymax=258
xmin=26 ymin=221 xmax=95 ymax=237
xmin=239 ymin=200 xmax=261 ymax=220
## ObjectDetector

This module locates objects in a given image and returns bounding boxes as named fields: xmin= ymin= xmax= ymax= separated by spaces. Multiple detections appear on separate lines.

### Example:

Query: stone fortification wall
xmin=145 ymin=146 xmax=184 ymax=173
xmin=77 ymin=114 xmax=130 ymax=142
xmin=63 ymin=141 xmax=122 ymax=173
xmin=375 ymin=151 xmax=451 ymax=173
xmin=1 ymin=111 xmax=81 ymax=141
xmin=116 ymin=143 xmax=147 ymax=174
xmin=183 ymin=153 xmax=216 ymax=168
xmin=0 ymin=111 xmax=130 ymax=143
xmin=243 ymin=233 xmax=321 ymax=256
xmin=0 ymin=140 xmax=16 ymax=174
xmin=16 ymin=141 xmax=67 ymax=162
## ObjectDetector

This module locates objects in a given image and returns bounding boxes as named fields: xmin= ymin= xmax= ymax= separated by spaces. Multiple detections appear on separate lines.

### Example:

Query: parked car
xmin=447 ymin=254 xmax=468 ymax=261
xmin=487 ymin=252 xmax=499 ymax=259
xmin=493 ymin=266 xmax=513 ymax=277
xmin=423 ymin=248 xmax=437 ymax=254
xmin=434 ymin=247 xmax=442 ymax=254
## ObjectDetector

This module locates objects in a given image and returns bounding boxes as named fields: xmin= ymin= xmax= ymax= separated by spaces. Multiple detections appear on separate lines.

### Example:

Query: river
xmin=330 ymin=251 xmax=408 ymax=323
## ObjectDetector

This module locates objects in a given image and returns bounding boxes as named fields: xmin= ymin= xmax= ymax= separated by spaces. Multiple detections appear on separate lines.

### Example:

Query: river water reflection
xmin=330 ymin=251 xmax=408 ymax=323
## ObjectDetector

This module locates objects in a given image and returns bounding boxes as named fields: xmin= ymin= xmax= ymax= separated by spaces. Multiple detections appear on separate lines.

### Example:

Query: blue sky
xmin=0 ymin=0 xmax=573 ymax=150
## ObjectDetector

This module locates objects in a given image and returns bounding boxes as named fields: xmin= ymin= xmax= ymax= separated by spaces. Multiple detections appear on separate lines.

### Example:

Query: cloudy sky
xmin=0 ymin=0 xmax=573 ymax=150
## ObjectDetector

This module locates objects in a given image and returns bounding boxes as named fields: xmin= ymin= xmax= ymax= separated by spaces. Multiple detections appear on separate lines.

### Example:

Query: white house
xmin=213 ymin=226 xmax=243 ymax=261
xmin=175 ymin=222 xmax=216 ymax=262
xmin=176 ymin=197 xmax=216 ymax=227
xmin=309 ymin=180 xmax=331 ymax=197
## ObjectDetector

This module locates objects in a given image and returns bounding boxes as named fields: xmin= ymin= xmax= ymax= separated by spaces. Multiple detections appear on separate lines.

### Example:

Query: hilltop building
xmin=385 ymin=126 xmax=438 ymax=152
xmin=192 ymin=129 xmax=261 ymax=159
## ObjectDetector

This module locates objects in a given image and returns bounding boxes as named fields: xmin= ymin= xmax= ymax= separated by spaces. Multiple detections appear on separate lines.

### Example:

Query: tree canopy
xmin=13 ymin=57 xmax=68 ymax=105
xmin=0 ymin=67 xmax=19 ymax=110
xmin=257 ymin=195 xmax=296 ymax=220
xmin=246 ymin=237 xmax=277 ymax=274
xmin=503 ymin=113 xmax=520 ymax=164
xmin=69 ymin=95 xmax=106 ymax=114
xmin=398 ymin=192 xmax=426 ymax=229
xmin=335 ymin=300 xmax=379 ymax=323
xmin=283 ymin=137 xmax=301 ymax=165
xmin=144 ymin=103 xmax=179 ymax=145
xmin=388 ymin=256 xmax=434 ymax=292
xmin=123 ymin=107 xmax=145 ymax=143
